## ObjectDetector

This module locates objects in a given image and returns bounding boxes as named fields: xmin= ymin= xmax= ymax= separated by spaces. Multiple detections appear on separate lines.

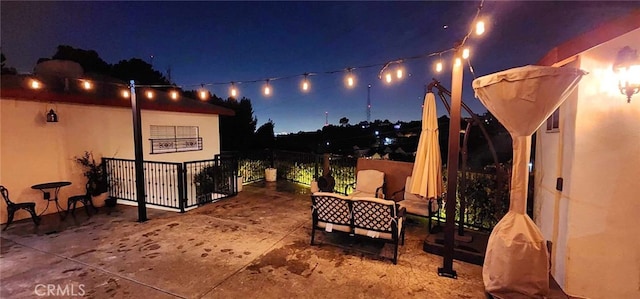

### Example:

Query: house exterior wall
xmin=0 ymin=99 xmax=220 ymax=223
xmin=534 ymin=28 xmax=640 ymax=298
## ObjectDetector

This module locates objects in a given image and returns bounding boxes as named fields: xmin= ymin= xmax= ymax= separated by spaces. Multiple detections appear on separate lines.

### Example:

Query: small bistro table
xmin=31 ymin=181 xmax=71 ymax=218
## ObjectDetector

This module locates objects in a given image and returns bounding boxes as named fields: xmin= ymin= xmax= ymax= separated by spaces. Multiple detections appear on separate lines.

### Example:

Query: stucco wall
xmin=534 ymin=28 xmax=640 ymax=298
xmin=0 ymin=99 xmax=220 ymax=223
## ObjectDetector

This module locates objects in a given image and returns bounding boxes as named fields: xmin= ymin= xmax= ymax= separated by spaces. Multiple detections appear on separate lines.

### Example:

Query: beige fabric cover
xmin=398 ymin=176 xmax=436 ymax=217
xmin=409 ymin=92 xmax=443 ymax=199
xmin=351 ymin=169 xmax=385 ymax=198
xmin=472 ymin=65 xmax=585 ymax=298
xmin=317 ymin=221 xmax=352 ymax=233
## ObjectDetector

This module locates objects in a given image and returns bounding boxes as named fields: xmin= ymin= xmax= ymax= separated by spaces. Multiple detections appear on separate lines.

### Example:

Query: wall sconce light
xmin=46 ymin=108 xmax=58 ymax=123
xmin=613 ymin=46 xmax=640 ymax=103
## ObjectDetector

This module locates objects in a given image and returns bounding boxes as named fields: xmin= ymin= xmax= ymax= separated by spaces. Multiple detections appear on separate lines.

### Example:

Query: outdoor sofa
xmin=310 ymin=192 xmax=406 ymax=264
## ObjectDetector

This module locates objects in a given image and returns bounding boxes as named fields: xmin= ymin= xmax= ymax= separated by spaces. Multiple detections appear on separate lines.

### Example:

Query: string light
xmin=170 ymin=90 xmax=179 ymax=100
xmin=476 ymin=20 xmax=485 ymax=36
xmin=301 ymin=73 xmax=310 ymax=92
xmin=198 ymin=85 xmax=209 ymax=100
xmin=30 ymin=79 xmax=42 ymax=89
xmin=345 ymin=68 xmax=356 ymax=88
xmin=230 ymin=82 xmax=238 ymax=98
xmin=82 ymin=80 xmax=93 ymax=90
xmin=34 ymin=1 xmax=485 ymax=101
xmin=263 ymin=80 xmax=271 ymax=96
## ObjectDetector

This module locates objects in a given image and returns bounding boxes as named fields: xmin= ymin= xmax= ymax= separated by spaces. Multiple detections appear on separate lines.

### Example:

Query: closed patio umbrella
xmin=409 ymin=92 xmax=442 ymax=200
xmin=472 ymin=65 xmax=585 ymax=298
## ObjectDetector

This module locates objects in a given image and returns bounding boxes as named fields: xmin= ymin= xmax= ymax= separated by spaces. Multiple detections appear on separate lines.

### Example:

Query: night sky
xmin=2 ymin=1 xmax=638 ymax=134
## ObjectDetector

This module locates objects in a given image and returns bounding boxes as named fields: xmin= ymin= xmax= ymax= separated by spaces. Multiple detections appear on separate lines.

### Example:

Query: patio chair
xmin=345 ymin=169 xmax=385 ymax=198
xmin=1 ymin=185 xmax=41 ymax=230
xmin=392 ymin=176 xmax=440 ymax=230
xmin=66 ymin=182 xmax=99 ymax=218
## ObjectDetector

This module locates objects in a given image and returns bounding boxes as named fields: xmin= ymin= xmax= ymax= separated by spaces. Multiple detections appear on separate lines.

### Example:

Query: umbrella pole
xmin=438 ymin=49 xmax=463 ymax=279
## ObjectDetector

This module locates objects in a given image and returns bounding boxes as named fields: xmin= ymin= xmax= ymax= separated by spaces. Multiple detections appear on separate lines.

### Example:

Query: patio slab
xmin=0 ymin=181 xmax=485 ymax=298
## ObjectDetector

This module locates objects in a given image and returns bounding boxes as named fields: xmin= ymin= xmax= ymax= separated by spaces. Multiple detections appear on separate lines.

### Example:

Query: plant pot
xmin=104 ymin=197 xmax=117 ymax=207
xmin=92 ymin=192 xmax=109 ymax=207
xmin=237 ymin=176 xmax=243 ymax=192
xmin=265 ymin=168 xmax=277 ymax=182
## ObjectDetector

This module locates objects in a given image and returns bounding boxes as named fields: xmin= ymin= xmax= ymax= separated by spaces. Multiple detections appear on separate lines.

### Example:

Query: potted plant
xmin=75 ymin=151 xmax=111 ymax=205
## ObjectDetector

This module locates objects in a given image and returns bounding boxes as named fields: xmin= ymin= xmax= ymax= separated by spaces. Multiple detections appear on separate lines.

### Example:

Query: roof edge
xmin=538 ymin=9 xmax=640 ymax=66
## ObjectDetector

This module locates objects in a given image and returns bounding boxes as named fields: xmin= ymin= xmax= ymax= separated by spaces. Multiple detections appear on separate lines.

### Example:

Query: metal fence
xmin=233 ymin=150 xmax=272 ymax=183
xmin=104 ymin=155 xmax=237 ymax=212
xmin=273 ymin=150 xmax=320 ymax=186
xmin=328 ymin=154 xmax=358 ymax=195
xmin=234 ymin=150 xmax=357 ymax=192
xmin=430 ymin=170 xmax=510 ymax=232
xmin=184 ymin=154 xmax=238 ymax=208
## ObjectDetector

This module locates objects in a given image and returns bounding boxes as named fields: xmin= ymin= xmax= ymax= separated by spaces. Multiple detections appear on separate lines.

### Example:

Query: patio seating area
xmin=0 ymin=181 xmax=485 ymax=298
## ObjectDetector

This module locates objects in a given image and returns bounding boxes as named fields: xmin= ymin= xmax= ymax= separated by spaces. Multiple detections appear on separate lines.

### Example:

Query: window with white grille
xmin=545 ymin=108 xmax=560 ymax=133
xmin=150 ymin=125 xmax=202 ymax=154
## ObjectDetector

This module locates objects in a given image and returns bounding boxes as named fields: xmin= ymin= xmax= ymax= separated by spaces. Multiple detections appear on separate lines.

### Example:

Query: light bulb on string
xmin=263 ymin=80 xmax=271 ymax=96
xmin=145 ymin=90 xmax=154 ymax=99
xmin=301 ymin=74 xmax=310 ymax=92
xmin=82 ymin=80 xmax=93 ymax=90
xmin=476 ymin=20 xmax=485 ymax=36
xmin=385 ymin=73 xmax=392 ymax=84
xmin=396 ymin=68 xmax=403 ymax=79
xmin=345 ymin=68 xmax=356 ymax=88
xmin=30 ymin=79 xmax=42 ymax=89
xmin=436 ymin=61 xmax=443 ymax=73
xmin=230 ymin=82 xmax=238 ymax=98
xmin=121 ymin=89 xmax=130 ymax=98
xmin=198 ymin=85 xmax=209 ymax=101
xmin=170 ymin=90 xmax=179 ymax=100
xmin=462 ymin=48 xmax=470 ymax=59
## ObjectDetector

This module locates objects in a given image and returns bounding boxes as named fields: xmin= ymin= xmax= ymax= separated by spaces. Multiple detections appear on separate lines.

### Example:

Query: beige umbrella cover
xmin=409 ymin=92 xmax=443 ymax=200
xmin=473 ymin=65 xmax=585 ymax=298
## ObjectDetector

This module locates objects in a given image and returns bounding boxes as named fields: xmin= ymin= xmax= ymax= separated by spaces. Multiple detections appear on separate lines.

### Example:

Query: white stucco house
xmin=534 ymin=10 xmax=639 ymax=299
xmin=0 ymin=60 xmax=235 ymax=224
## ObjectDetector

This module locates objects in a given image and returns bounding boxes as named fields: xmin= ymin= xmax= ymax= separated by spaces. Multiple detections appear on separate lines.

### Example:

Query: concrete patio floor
xmin=0 ymin=181 xmax=485 ymax=298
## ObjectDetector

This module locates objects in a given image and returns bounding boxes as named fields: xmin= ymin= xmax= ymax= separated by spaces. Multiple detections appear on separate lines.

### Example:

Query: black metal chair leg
xmin=310 ymin=227 xmax=316 ymax=245
xmin=83 ymin=201 xmax=91 ymax=217
xmin=27 ymin=207 xmax=40 ymax=225
xmin=393 ymin=240 xmax=399 ymax=265
xmin=4 ymin=210 xmax=15 ymax=231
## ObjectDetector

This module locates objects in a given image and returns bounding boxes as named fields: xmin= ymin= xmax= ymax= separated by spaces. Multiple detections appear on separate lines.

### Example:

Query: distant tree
xmin=339 ymin=117 xmax=349 ymax=126
xmin=219 ymin=97 xmax=257 ymax=151
xmin=1 ymin=53 xmax=17 ymax=74
xmin=50 ymin=45 xmax=111 ymax=74
xmin=254 ymin=119 xmax=275 ymax=149
xmin=112 ymin=58 xmax=170 ymax=86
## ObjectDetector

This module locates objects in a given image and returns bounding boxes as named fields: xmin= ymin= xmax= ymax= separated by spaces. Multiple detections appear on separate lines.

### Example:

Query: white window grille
xmin=150 ymin=125 xmax=202 ymax=154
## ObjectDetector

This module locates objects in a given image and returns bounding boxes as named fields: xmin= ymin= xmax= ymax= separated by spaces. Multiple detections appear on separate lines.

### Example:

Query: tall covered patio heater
xmin=472 ymin=65 xmax=585 ymax=298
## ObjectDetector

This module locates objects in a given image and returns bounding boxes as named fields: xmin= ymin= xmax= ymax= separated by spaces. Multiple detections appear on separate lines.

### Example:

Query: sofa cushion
xmin=317 ymin=221 xmax=352 ymax=233
xmin=354 ymin=170 xmax=384 ymax=197
xmin=354 ymin=217 xmax=402 ymax=240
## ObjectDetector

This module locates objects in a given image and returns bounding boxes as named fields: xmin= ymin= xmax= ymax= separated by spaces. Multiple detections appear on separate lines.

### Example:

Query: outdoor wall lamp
xmin=46 ymin=108 xmax=58 ymax=122
xmin=613 ymin=46 xmax=640 ymax=103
